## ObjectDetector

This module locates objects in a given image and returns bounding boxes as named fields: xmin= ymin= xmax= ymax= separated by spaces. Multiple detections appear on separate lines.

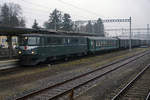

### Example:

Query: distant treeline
xmin=0 ymin=3 xmax=25 ymax=28
xmin=0 ymin=3 xmax=104 ymax=36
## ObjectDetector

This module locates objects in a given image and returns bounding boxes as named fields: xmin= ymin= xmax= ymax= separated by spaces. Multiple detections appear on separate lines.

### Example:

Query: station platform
xmin=0 ymin=59 xmax=18 ymax=70
xmin=0 ymin=59 xmax=18 ymax=63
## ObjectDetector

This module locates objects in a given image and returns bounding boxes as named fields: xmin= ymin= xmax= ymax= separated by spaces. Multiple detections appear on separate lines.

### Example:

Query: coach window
xmin=98 ymin=41 xmax=100 ymax=46
xmin=110 ymin=40 xmax=111 ymax=46
xmin=100 ymin=41 xmax=102 ymax=46
xmin=103 ymin=40 xmax=105 ymax=47
xmin=56 ymin=37 xmax=63 ymax=44
xmin=102 ymin=40 xmax=104 ymax=47
xmin=104 ymin=40 xmax=106 ymax=47
xmin=105 ymin=40 xmax=107 ymax=47
xmin=96 ymin=41 xmax=98 ymax=46
xmin=112 ymin=41 xmax=114 ymax=46
xmin=79 ymin=39 xmax=86 ymax=44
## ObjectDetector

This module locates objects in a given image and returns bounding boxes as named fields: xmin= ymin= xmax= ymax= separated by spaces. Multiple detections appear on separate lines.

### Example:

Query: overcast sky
xmin=1 ymin=0 xmax=150 ymax=28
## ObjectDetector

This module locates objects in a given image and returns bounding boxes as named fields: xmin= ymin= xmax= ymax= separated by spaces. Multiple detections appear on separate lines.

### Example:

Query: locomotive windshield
xmin=19 ymin=36 xmax=40 ymax=46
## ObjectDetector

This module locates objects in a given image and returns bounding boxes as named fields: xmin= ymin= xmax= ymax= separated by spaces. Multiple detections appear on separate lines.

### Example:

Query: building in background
xmin=0 ymin=36 xmax=18 ymax=48
xmin=0 ymin=36 xmax=8 ymax=48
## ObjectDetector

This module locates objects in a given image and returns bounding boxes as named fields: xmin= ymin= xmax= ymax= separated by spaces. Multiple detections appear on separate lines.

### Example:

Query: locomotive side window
xmin=70 ymin=38 xmax=78 ymax=44
xmin=47 ymin=37 xmax=63 ymax=45
xmin=28 ymin=37 xmax=36 ymax=45
xmin=79 ymin=38 xmax=86 ymax=44
xmin=28 ymin=37 xmax=40 ymax=45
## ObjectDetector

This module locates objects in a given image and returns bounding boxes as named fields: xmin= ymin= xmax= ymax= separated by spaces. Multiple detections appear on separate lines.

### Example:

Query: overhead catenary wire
xmin=21 ymin=0 xmax=89 ymax=20
xmin=1 ymin=0 xmax=105 ymax=27
xmin=57 ymin=0 xmax=105 ymax=18
xmin=1 ymin=0 xmax=89 ymax=21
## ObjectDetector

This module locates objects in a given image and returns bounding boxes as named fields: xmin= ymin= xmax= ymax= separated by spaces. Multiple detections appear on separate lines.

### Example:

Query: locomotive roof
xmin=20 ymin=33 xmax=88 ymax=38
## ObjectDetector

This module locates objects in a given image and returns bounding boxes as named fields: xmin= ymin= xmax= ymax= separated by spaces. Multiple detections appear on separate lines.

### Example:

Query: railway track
xmin=15 ymin=50 xmax=150 ymax=100
xmin=111 ymin=63 xmax=150 ymax=100
xmin=146 ymin=92 xmax=150 ymax=100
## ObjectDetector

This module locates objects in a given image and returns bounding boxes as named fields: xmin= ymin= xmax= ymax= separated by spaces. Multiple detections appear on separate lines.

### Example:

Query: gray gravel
xmin=75 ymin=52 xmax=150 ymax=100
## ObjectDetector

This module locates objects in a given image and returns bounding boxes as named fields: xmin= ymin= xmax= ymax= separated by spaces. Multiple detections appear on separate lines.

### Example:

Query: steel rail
xmin=111 ymin=64 xmax=150 ymax=100
xmin=49 ymin=50 xmax=150 ymax=100
xmin=146 ymin=92 xmax=150 ymax=100
xmin=16 ymin=50 xmax=150 ymax=100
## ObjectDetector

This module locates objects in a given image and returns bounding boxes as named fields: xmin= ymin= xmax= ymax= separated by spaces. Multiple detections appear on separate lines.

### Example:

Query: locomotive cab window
xmin=19 ymin=36 xmax=40 ymax=46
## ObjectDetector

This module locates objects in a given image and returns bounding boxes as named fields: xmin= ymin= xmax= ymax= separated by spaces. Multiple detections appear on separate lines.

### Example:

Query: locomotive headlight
xmin=31 ymin=51 xmax=35 ymax=54
xmin=18 ymin=51 xmax=21 ymax=54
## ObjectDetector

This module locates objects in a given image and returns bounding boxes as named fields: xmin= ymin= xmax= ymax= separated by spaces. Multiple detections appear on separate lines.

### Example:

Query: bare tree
xmin=0 ymin=3 xmax=26 ymax=27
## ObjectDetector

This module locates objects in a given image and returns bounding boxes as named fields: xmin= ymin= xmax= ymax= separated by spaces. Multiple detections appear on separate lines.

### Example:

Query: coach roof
xmin=88 ymin=37 xmax=117 ymax=40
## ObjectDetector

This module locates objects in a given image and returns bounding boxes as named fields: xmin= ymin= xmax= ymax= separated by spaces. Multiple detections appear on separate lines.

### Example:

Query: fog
xmin=1 ymin=0 xmax=150 ymax=28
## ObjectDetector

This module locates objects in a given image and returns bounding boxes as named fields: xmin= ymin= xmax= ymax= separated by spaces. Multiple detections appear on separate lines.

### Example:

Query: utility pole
xmin=147 ymin=24 xmax=149 ymax=36
xmin=147 ymin=24 xmax=149 ymax=45
xmin=129 ymin=17 xmax=132 ymax=51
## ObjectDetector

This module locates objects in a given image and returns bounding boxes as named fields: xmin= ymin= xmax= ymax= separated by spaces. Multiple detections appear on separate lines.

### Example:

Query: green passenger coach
xmin=87 ymin=37 xmax=119 ymax=52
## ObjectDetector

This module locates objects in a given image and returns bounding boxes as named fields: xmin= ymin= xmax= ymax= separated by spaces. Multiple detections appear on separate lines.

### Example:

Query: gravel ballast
xmin=0 ymin=48 xmax=148 ymax=100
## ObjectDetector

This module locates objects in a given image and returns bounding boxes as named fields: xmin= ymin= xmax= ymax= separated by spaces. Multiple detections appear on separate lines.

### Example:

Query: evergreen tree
xmin=93 ymin=18 xmax=104 ymax=36
xmin=1 ymin=3 xmax=9 ymax=26
xmin=32 ymin=19 xmax=39 ymax=29
xmin=19 ymin=17 xmax=26 ymax=27
xmin=62 ymin=13 xmax=73 ymax=31
xmin=0 ymin=3 xmax=26 ymax=27
xmin=85 ymin=21 xmax=93 ymax=33
xmin=44 ymin=9 xmax=62 ymax=30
